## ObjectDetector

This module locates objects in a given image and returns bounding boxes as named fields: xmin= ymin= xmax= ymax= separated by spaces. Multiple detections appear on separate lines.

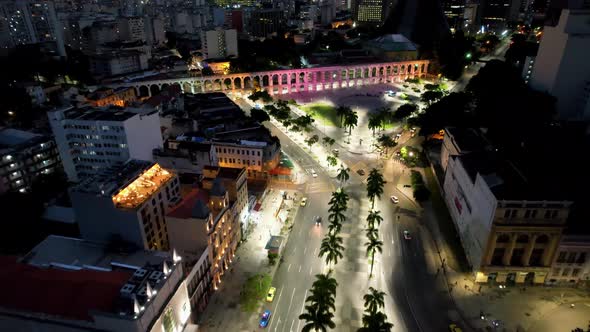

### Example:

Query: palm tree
xmin=343 ymin=109 xmax=359 ymax=135
xmin=357 ymin=311 xmax=393 ymax=332
xmin=326 ymin=155 xmax=337 ymax=168
xmin=336 ymin=166 xmax=350 ymax=186
xmin=367 ymin=113 xmax=382 ymax=137
xmin=328 ymin=189 xmax=348 ymax=234
xmin=329 ymin=189 xmax=349 ymax=210
xmin=365 ymin=235 xmax=383 ymax=278
xmin=366 ymin=210 xmax=383 ymax=229
xmin=300 ymin=305 xmax=336 ymax=332
xmin=336 ymin=106 xmax=351 ymax=127
xmin=299 ymin=273 xmax=338 ymax=331
xmin=366 ymin=168 xmax=386 ymax=209
xmin=365 ymin=225 xmax=378 ymax=241
xmin=319 ymin=233 xmax=344 ymax=268
xmin=363 ymin=287 xmax=386 ymax=314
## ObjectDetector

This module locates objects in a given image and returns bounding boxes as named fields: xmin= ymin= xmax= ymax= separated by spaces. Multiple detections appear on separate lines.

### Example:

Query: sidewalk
xmin=198 ymin=189 xmax=301 ymax=332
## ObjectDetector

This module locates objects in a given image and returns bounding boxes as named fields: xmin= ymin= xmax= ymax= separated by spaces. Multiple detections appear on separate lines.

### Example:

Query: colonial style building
xmin=548 ymin=235 xmax=590 ymax=287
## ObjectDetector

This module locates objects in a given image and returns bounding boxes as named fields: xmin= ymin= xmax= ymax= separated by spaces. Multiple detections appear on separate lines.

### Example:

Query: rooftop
xmin=73 ymin=161 xmax=174 ymax=209
xmin=167 ymin=189 xmax=210 ymax=219
xmin=366 ymin=34 xmax=417 ymax=52
xmin=445 ymin=127 xmax=490 ymax=153
xmin=0 ymin=128 xmax=41 ymax=147
xmin=53 ymin=105 xmax=154 ymax=122
xmin=0 ymin=255 xmax=133 ymax=322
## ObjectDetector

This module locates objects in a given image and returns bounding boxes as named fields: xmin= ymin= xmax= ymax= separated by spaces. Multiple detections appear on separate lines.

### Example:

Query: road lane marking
xmin=269 ymin=287 xmax=284 ymax=331
xmin=288 ymin=264 xmax=291 ymax=272
xmin=313 ymin=248 xmax=317 ymax=256
xmin=298 ymin=265 xmax=302 ymax=273
xmin=309 ymin=267 xmax=313 ymax=276
xmin=303 ymin=247 xmax=307 ymax=255
xmin=293 ymin=247 xmax=297 ymax=255
xmin=286 ymin=288 xmax=296 ymax=322
xmin=289 ymin=319 xmax=295 ymax=332
xmin=296 ymin=289 xmax=308 ymax=332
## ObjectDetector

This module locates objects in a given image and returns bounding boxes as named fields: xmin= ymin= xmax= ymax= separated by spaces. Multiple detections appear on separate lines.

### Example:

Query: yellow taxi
xmin=449 ymin=323 xmax=462 ymax=332
xmin=266 ymin=287 xmax=277 ymax=302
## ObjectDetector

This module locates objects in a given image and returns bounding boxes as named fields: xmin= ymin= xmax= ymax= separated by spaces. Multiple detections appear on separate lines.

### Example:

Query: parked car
xmin=266 ymin=287 xmax=277 ymax=302
xmin=403 ymin=230 xmax=412 ymax=240
xmin=390 ymin=195 xmax=399 ymax=204
xmin=301 ymin=197 xmax=308 ymax=207
xmin=259 ymin=310 xmax=272 ymax=328
xmin=357 ymin=169 xmax=366 ymax=176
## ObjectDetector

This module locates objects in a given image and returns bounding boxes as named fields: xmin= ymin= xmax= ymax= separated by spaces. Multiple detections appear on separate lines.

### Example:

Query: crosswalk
xmin=305 ymin=181 xmax=335 ymax=194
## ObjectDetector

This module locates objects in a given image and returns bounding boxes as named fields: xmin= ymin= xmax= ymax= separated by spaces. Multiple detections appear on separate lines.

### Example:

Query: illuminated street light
xmin=465 ymin=52 xmax=472 ymax=59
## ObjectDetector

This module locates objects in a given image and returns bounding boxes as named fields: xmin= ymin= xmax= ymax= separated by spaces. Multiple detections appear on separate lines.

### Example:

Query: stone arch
xmin=161 ymin=83 xmax=170 ymax=90
xmin=414 ymin=63 xmax=419 ymax=73
xmin=253 ymin=76 xmax=261 ymax=89
xmin=139 ymin=85 xmax=149 ymax=97
xmin=393 ymin=66 xmax=398 ymax=74
xmin=363 ymin=68 xmax=369 ymax=78
xmin=516 ymin=234 xmax=529 ymax=243
xmin=213 ymin=79 xmax=222 ymax=90
xmin=272 ymin=74 xmax=279 ymax=85
xmin=243 ymin=76 xmax=252 ymax=89
xmin=379 ymin=67 xmax=384 ymax=76
xmin=182 ymin=82 xmax=192 ymax=93
xmin=150 ymin=84 xmax=160 ymax=96
xmin=371 ymin=67 xmax=377 ymax=77
xmin=172 ymin=82 xmax=181 ymax=93
xmin=204 ymin=80 xmax=213 ymax=92
xmin=224 ymin=78 xmax=233 ymax=89
xmin=234 ymin=77 xmax=242 ymax=89
xmin=299 ymin=72 xmax=305 ymax=83
xmin=281 ymin=74 xmax=288 ymax=85
xmin=421 ymin=63 xmax=425 ymax=73
xmin=262 ymin=75 xmax=270 ymax=87
xmin=401 ymin=65 xmax=406 ymax=74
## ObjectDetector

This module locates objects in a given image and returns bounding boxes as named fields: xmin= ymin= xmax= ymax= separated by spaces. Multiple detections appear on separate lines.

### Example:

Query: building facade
xmin=70 ymin=160 xmax=181 ymax=250
xmin=89 ymin=50 xmax=149 ymax=79
xmin=0 ymin=235 xmax=192 ymax=332
xmin=529 ymin=9 xmax=590 ymax=120
xmin=0 ymin=128 xmax=61 ymax=194
xmin=0 ymin=0 xmax=66 ymax=56
xmin=352 ymin=0 xmax=392 ymax=25
xmin=200 ymin=28 xmax=238 ymax=59
xmin=246 ymin=8 xmax=285 ymax=38
xmin=86 ymin=87 xmax=138 ymax=107
xmin=154 ymin=139 xmax=218 ymax=176
xmin=48 ymin=105 xmax=163 ymax=182
xmin=548 ymin=235 xmax=590 ymax=287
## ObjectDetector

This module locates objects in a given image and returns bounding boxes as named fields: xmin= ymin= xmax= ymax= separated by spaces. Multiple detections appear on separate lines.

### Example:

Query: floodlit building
xmin=0 ymin=235 xmax=192 ymax=332
xmin=442 ymin=128 xmax=571 ymax=285
xmin=48 ymin=105 xmax=163 ymax=182
xmin=0 ymin=128 xmax=61 ymax=194
xmin=548 ymin=235 xmax=590 ymax=286
xmin=352 ymin=0 xmax=393 ymax=26
xmin=86 ymin=87 xmax=138 ymax=107
xmin=200 ymin=28 xmax=238 ymax=59
xmin=529 ymin=9 xmax=590 ymax=120
xmin=364 ymin=34 xmax=418 ymax=61
xmin=70 ymin=160 xmax=181 ymax=251
xmin=153 ymin=139 xmax=218 ymax=176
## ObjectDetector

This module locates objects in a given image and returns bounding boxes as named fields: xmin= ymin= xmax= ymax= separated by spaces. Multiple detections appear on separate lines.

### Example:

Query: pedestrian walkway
xmin=198 ymin=189 xmax=300 ymax=332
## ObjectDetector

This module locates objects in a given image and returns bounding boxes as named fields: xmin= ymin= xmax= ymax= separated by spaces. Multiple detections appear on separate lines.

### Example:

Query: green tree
xmin=365 ymin=235 xmax=383 ymax=278
xmin=319 ymin=233 xmax=345 ymax=268
xmin=368 ymin=113 xmax=382 ymax=136
xmin=336 ymin=166 xmax=350 ymax=186
xmin=365 ymin=224 xmax=378 ymax=241
xmin=358 ymin=311 xmax=393 ymax=332
xmin=393 ymin=104 xmax=417 ymax=121
xmin=363 ymin=287 xmax=386 ymax=314
xmin=366 ymin=168 xmax=386 ymax=209
xmin=328 ymin=189 xmax=349 ymax=234
xmin=201 ymin=66 xmax=214 ymax=76
xmin=421 ymin=90 xmax=443 ymax=105
xmin=305 ymin=134 xmax=320 ymax=149
xmin=326 ymin=155 xmax=338 ymax=168
xmin=377 ymin=135 xmax=397 ymax=154
xmin=322 ymin=136 xmax=336 ymax=147
xmin=250 ymin=108 xmax=270 ymax=123
xmin=336 ymin=106 xmax=351 ymax=126
xmin=343 ymin=110 xmax=359 ymax=135
xmin=366 ymin=210 xmax=383 ymax=229
xmin=299 ymin=273 xmax=338 ymax=332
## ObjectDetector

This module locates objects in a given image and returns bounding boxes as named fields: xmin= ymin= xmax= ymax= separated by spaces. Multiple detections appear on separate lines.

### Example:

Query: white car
xmin=300 ymin=197 xmax=308 ymax=207
xmin=403 ymin=230 xmax=412 ymax=240
xmin=390 ymin=195 xmax=399 ymax=204
xmin=311 ymin=169 xmax=318 ymax=178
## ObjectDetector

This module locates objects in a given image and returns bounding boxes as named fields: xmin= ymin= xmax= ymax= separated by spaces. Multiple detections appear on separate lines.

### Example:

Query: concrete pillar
xmin=503 ymin=234 xmax=517 ymax=265
xmin=542 ymin=235 xmax=560 ymax=266
xmin=522 ymin=234 xmax=537 ymax=266
xmin=484 ymin=233 xmax=498 ymax=265
xmin=191 ymin=84 xmax=196 ymax=94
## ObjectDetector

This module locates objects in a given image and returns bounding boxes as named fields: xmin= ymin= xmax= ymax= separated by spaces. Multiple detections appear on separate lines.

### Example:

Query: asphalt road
xmin=234 ymin=90 xmax=465 ymax=331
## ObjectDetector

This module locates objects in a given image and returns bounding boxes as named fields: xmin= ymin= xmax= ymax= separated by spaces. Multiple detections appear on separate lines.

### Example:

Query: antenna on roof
xmin=163 ymin=261 xmax=170 ymax=276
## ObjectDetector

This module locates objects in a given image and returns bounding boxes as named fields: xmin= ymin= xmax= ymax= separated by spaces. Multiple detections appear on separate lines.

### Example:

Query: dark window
xmin=536 ymin=234 xmax=549 ymax=244
xmin=567 ymin=252 xmax=577 ymax=263
xmin=576 ymin=252 xmax=586 ymax=264
xmin=524 ymin=210 xmax=531 ymax=218
xmin=496 ymin=234 xmax=510 ymax=243
xmin=491 ymin=248 xmax=505 ymax=265
xmin=516 ymin=234 xmax=529 ymax=243
xmin=557 ymin=251 xmax=567 ymax=263
xmin=504 ymin=210 xmax=512 ymax=218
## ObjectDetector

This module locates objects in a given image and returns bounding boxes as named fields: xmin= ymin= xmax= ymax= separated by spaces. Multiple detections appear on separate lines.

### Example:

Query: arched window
xmin=516 ymin=234 xmax=529 ymax=243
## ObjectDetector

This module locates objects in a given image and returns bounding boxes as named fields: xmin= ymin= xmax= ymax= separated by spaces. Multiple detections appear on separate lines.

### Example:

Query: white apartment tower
xmin=48 ymin=105 xmax=163 ymax=182
xmin=200 ymin=28 xmax=238 ymax=59
xmin=529 ymin=9 xmax=590 ymax=120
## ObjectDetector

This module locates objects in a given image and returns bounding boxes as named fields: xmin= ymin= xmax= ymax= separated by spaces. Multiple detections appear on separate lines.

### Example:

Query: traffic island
xmin=239 ymin=274 xmax=272 ymax=313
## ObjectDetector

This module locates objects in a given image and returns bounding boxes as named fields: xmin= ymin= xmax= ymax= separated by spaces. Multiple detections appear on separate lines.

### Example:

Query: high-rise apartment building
xmin=353 ymin=0 xmax=392 ymax=25
xmin=48 ymin=105 xmax=163 ymax=182
xmin=70 ymin=160 xmax=181 ymax=251
xmin=200 ymin=28 xmax=238 ymax=60
xmin=118 ymin=16 xmax=145 ymax=42
xmin=477 ymin=0 xmax=521 ymax=31
xmin=0 ymin=128 xmax=61 ymax=194
xmin=245 ymin=8 xmax=285 ymax=38
xmin=529 ymin=9 xmax=590 ymax=120
xmin=0 ymin=0 xmax=65 ymax=56
xmin=441 ymin=0 xmax=466 ymax=30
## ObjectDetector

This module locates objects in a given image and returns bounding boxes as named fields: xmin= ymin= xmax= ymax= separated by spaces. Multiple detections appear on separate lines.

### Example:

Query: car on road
xmin=314 ymin=216 xmax=322 ymax=226
xmin=259 ymin=310 xmax=272 ymax=328
xmin=386 ymin=90 xmax=397 ymax=97
xmin=403 ymin=230 xmax=412 ymax=240
xmin=357 ymin=169 xmax=366 ymax=176
xmin=311 ymin=169 xmax=318 ymax=178
xmin=390 ymin=195 xmax=399 ymax=204
xmin=394 ymin=133 xmax=402 ymax=142
xmin=266 ymin=287 xmax=276 ymax=302
xmin=332 ymin=149 xmax=339 ymax=155
xmin=300 ymin=197 xmax=308 ymax=207
xmin=449 ymin=323 xmax=463 ymax=332
xmin=403 ymin=184 xmax=411 ymax=188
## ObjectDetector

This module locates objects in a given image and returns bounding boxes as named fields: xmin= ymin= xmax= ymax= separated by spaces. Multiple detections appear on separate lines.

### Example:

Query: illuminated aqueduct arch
xmin=114 ymin=60 xmax=431 ymax=97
